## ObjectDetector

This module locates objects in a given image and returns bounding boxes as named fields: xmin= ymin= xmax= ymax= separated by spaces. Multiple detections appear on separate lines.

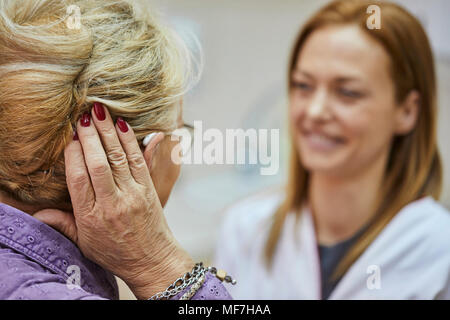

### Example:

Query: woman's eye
xmin=339 ymin=88 xmax=362 ymax=98
xmin=292 ymin=81 xmax=312 ymax=91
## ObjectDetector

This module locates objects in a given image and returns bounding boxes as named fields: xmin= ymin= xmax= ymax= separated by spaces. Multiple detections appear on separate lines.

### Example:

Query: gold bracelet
xmin=179 ymin=272 xmax=207 ymax=300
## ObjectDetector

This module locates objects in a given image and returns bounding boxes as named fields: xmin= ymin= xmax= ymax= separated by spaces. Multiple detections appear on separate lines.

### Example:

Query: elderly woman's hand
xmin=34 ymin=104 xmax=193 ymax=300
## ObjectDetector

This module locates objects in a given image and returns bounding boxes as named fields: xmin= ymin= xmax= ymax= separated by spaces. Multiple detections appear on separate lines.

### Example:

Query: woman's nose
xmin=306 ymin=88 xmax=332 ymax=121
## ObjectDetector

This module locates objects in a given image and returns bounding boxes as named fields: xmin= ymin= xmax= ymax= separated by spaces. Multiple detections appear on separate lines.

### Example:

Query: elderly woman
xmin=0 ymin=0 xmax=232 ymax=300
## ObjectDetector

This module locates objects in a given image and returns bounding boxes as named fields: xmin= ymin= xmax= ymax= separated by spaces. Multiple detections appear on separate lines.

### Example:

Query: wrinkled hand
xmin=34 ymin=103 xmax=193 ymax=299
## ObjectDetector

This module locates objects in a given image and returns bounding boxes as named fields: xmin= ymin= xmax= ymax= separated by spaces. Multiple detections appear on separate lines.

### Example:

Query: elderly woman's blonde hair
xmin=0 ymin=0 xmax=199 ymax=208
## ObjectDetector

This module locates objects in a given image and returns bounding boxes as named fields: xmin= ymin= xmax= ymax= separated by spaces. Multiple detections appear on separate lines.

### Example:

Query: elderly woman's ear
xmin=141 ymin=132 xmax=165 ymax=171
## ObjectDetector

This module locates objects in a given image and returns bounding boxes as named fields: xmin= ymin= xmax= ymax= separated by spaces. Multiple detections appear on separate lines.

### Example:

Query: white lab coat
xmin=214 ymin=190 xmax=450 ymax=299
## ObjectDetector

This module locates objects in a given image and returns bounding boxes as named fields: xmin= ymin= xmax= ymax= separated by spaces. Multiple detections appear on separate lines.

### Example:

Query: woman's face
xmin=290 ymin=25 xmax=416 ymax=177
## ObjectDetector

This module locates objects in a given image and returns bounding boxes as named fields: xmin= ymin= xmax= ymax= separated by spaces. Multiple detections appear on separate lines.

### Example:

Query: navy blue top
xmin=318 ymin=224 xmax=369 ymax=299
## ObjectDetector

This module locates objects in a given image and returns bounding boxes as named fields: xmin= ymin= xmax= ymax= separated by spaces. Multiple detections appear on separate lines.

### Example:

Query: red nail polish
xmin=93 ymin=102 xmax=106 ymax=121
xmin=117 ymin=117 xmax=129 ymax=133
xmin=73 ymin=131 xmax=79 ymax=141
xmin=81 ymin=112 xmax=91 ymax=127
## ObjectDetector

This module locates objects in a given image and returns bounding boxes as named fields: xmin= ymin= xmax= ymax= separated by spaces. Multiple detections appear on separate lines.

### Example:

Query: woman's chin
xmin=297 ymin=140 xmax=352 ymax=173
xmin=299 ymin=152 xmax=350 ymax=177
xmin=159 ymin=195 xmax=169 ymax=208
xmin=303 ymin=163 xmax=343 ymax=176
xmin=157 ymin=188 xmax=174 ymax=208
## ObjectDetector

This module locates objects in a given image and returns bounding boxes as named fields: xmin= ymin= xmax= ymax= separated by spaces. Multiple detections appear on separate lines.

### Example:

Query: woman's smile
xmin=300 ymin=129 xmax=347 ymax=153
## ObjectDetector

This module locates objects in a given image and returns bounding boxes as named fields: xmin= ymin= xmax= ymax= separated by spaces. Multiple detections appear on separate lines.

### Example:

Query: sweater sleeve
xmin=1 ymin=244 xmax=233 ymax=300
xmin=0 ymin=247 xmax=107 ymax=300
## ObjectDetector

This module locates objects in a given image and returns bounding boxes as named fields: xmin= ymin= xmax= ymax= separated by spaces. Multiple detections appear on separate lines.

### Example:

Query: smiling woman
xmin=215 ymin=0 xmax=450 ymax=300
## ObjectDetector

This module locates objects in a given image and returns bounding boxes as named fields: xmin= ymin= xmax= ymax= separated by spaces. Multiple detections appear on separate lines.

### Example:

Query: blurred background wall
xmin=118 ymin=0 xmax=450 ymax=298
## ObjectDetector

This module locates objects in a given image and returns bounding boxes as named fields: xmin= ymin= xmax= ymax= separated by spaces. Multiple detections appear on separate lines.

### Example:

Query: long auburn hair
xmin=265 ymin=0 xmax=442 ymax=280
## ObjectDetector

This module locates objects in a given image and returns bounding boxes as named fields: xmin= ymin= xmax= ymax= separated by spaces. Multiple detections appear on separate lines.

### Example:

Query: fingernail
xmin=143 ymin=132 xmax=158 ymax=147
xmin=81 ymin=112 xmax=91 ymax=127
xmin=93 ymin=102 xmax=106 ymax=121
xmin=117 ymin=117 xmax=129 ymax=133
xmin=73 ymin=130 xmax=79 ymax=141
